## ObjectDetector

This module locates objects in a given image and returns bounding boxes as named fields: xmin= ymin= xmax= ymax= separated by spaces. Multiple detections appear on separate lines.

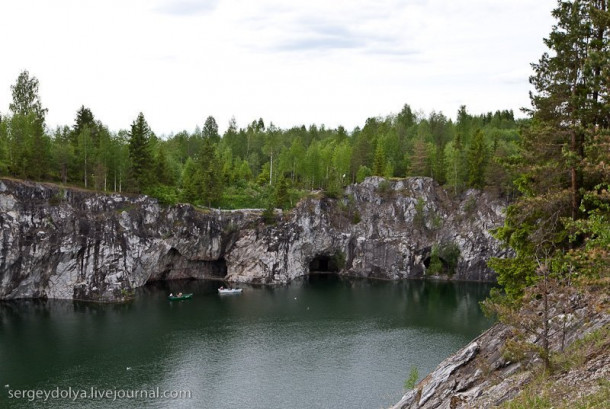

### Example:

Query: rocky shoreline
xmin=0 ymin=176 xmax=509 ymax=302
xmin=391 ymin=289 xmax=610 ymax=408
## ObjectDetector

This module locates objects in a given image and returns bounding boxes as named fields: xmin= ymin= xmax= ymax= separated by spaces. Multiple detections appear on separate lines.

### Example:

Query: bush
xmin=262 ymin=205 xmax=276 ymax=225
xmin=146 ymin=185 xmax=179 ymax=206
xmin=413 ymin=197 xmax=426 ymax=229
xmin=427 ymin=242 xmax=461 ymax=276
xmin=356 ymin=165 xmax=372 ymax=183
xmin=439 ymin=242 xmax=461 ymax=274
xmin=49 ymin=190 xmax=64 ymax=206
xmin=377 ymin=180 xmax=393 ymax=197
xmin=427 ymin=246 xmax=444 ymax=275
xmin=331 ymin=251 xmax=346 ymax=270
xmin=404 ymin=366 xmax=419 ymax=390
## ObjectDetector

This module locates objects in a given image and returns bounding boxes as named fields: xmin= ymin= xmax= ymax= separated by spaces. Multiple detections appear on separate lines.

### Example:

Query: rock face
xmin=0 ymin=176 xmax=509 ymax=302
xmin=390 ymin=292 xmax=610 ymax=409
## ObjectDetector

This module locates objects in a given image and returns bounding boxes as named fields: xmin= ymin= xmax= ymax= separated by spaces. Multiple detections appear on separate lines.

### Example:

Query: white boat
xmin=218 ymin=288 xmax=243 ymax=295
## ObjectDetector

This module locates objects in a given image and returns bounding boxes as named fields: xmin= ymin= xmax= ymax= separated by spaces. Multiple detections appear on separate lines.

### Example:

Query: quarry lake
xmin=0 ymin=276 xmax=494 ymax=409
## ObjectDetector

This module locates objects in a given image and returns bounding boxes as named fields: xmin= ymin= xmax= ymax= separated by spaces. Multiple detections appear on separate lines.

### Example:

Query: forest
xmin=0 ymin=70 xmax=520 ymax=210
xmin=1 ymin=0 xmax=610 ymax=389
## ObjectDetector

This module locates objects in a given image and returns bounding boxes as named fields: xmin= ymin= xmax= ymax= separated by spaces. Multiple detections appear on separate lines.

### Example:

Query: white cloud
xmin=0 ymin=0 xmax=557 ymax=135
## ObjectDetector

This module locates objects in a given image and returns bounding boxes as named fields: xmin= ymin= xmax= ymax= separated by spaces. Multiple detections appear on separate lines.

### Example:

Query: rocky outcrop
xmin=0 ymin=176 xmax=509 ymax=302
xmin=391 ymin=291 xmax=610 ymax=408
xmin=227 ymin=177 xmax=509 ymax=284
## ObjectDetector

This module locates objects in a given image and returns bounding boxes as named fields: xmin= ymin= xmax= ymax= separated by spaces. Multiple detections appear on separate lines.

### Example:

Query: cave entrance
xmin=422 ymin=254 xmax=449 ymax=275
xmin=309 ymin=254 xmax=341 ymax=273
xmin=207 ymin=257 xmax=228 ymax=278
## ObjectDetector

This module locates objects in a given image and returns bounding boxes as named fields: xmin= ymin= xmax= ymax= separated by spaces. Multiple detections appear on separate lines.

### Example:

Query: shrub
xmin=262 ymin=205 xmax=276 ymax=225
xmin=356 ymin=165 xmax=372 ymax=183
xmin=331 ymin=251 xmax=346 ymax=270
xmin=413 ymin=197 xmax=426 ymax=229
xmin=439 ymin=242 xmax=461 ymax=274
xmin=377 ymin=179 xmax=392 ymax=197
xmin=146 ymin=185 xmax=179 ymax=206
xmin=404 ymin=366 xmax=419 ymax=390
xmin=427 ymin=246 xmax=444 ymax=275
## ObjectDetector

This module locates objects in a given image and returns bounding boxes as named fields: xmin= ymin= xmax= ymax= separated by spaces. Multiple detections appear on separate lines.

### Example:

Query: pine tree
xmin=491 ymin=0 xmax=610 ymax=297
xmin=202 ymin=116 xmax=220 ymax=143
xmin=154 ymin=146 xmax=175 ymax=186
xmin=197 ymin=136 xmax=223 ymax=207
xmin=180 ymin=157 xmax=200 ymax=203
xmin=408 ymin=138 xmax=429 ymax=177
xmin=127 ymin=112 xmax=154 ymax=193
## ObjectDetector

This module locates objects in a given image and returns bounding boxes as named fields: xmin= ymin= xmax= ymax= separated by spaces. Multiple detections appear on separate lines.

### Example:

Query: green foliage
xmin=439 ymin=242 xmax=460 ymax=274
xmin=219 ymin=183 xmax=267 ymax=209
xmin=488 ymin=0 xmax=610 ymax=299
xmin=146 ymin=185 xmax=179 ymax=206
xmin=127 ymin=112 xmax=154 ymax=193
xmin=356 ymin=165 xmax=372 ymax=183
xmin=496 ymin=324 xmax=610 ymax=409
xmin=262 ymin=205 xmax=276 ymax=225
xmin=464 ymin=195 xmax=477 ymax=214
xmin=202 ymin=116 xmax=220 ymax=143
xmin=274 ymin=176 xmax=291 ymax=209
xmin=468 ymin=129 xmax=488 ymax=189
xmin=413 ymin=197 xmax=426 ymax=229
xmin=9 ymin=70 xmax=47 ymax=122
xmin=488 ymin=254 xmax=538 ymax=300
xmin=427 ymin=242 xmax=460 ymax=275
xmin=180 ymin=157 xmax=199 ymax=203
xmin=427 ymin=246 xmax=444 ymax=275
xmin=377 ymin=179 xmax=393 ymax=197
xmin=197 ymin=136 xmax=224 ymax=207
xmin=0 ymin=70 xmax=525 ymax=210
xmin=48 ymin=190 xmax=64 ymax=206
xmin=404 ymin=366 xmax=419 ymax=390
xmin=372 ymin=144 xmax=386 ymax=176
xmin=331 ymin=251 xmax=346 ymax=270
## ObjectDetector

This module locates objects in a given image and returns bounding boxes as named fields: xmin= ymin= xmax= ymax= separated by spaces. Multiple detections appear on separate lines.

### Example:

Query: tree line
xmin=0 ymin=71 xmax=522 ymax=209
xmin=483 ymin=0 xmax=610 ymax=373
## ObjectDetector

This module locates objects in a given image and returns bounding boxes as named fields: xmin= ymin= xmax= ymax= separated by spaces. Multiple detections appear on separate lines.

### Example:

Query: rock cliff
xmin=0 ymin=176 xmax=509 ymax=302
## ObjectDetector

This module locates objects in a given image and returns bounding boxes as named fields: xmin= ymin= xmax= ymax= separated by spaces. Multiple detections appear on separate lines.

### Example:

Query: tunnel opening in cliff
xmin=309 ymin=254 xmax=341 ymax=273
xmin=207 ymin=257 xmax=228 ymax=278
xmin=423 ymin=255 xmax=450 ymax=275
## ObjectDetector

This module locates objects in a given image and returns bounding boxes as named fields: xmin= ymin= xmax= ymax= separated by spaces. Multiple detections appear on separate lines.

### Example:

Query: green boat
xmin=168 ymin=293 xmax=193 ymax=301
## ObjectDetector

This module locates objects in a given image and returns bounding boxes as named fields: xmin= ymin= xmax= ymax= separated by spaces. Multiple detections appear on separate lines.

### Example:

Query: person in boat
xmin=219 ymin=286 xmax=224 ymax=290
xmin=178 ymin=292 xmax=182 ymax=297
xmin=169 ymin=293 xmax=174 ymax=297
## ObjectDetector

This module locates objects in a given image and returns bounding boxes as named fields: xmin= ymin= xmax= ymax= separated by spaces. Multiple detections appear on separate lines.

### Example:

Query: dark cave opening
xmin=309 ymin=254 xmax=341 ymax=273
xmin=208 ymin=257 xmax=228 ymax=278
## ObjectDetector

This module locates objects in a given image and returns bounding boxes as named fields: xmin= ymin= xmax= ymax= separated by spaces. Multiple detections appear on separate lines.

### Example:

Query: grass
xmin=499 ymin=324 xmax=610 ymax=409
xmin=502 ymin=379 xmax=610 ymax=409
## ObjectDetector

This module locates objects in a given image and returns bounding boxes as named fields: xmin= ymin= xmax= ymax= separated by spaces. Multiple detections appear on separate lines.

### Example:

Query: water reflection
xmin=1 ymin=276 xmax=494 ymax=409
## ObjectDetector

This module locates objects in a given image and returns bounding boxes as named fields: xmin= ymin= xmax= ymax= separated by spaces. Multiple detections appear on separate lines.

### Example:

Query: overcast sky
xmin=0 ymin=0 xmax=557 ymax=136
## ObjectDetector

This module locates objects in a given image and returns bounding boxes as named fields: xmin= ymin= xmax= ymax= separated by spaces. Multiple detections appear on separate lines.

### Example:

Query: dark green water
xmin=0 ymin=276 xmax=494 ymax=408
